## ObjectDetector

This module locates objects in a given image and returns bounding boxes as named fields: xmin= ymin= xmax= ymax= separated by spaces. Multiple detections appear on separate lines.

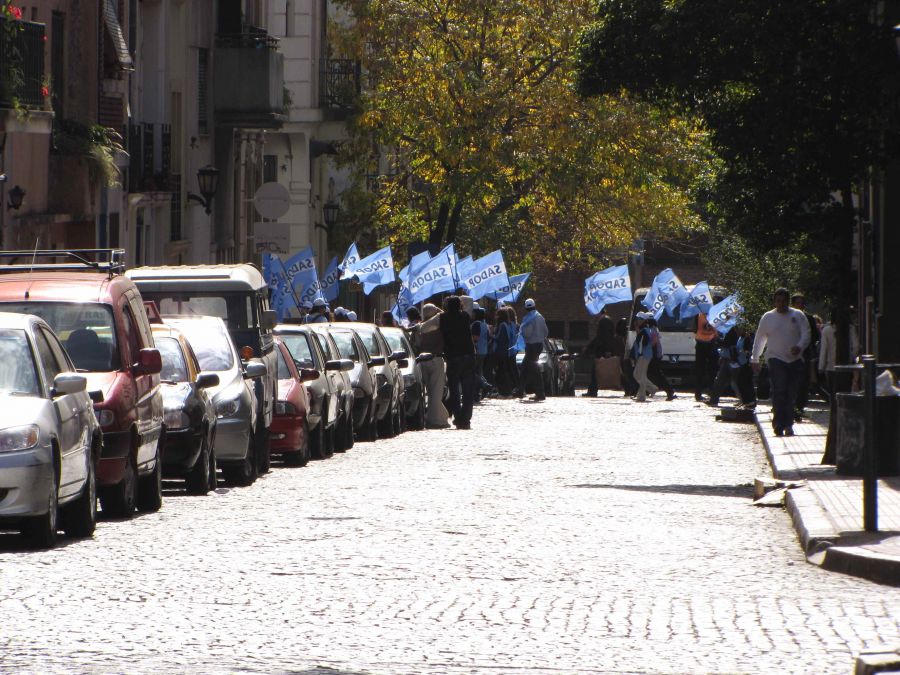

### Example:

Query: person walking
xmin=790 ymin=292 xmax=820 ymax=420
xmin=439 ymin=296 xmax=477 ymax=429
xmin=615 ymin=317 xmax=637 ymax=396
xmin=751 ymin=287 xmax=811 ymax=437
xmin=412 ymin=303 xmax=451 ymax=429
xmin=471 ymin=305 xmax=491 ymax=400
xmin=693 ymin=311 xmax=719 ymax=401
xmin=646 ymin=317 xmax=676 ymax=400
xmin=492 ymin=308 xmax=514 ymax=396
xmin=520 ymin=298 xmax=549 ymax=401
xmin=708 ymin=322 xmax=756 ymax=407
xmin=631 ymin=312 xmax=657 ymax=402
xmin=582 ymin=309 xmax=615 ymax=397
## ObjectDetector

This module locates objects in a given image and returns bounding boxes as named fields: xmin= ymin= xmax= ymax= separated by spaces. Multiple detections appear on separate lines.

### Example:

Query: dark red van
xmin=0 ymin=250 xmax=164 ymax=518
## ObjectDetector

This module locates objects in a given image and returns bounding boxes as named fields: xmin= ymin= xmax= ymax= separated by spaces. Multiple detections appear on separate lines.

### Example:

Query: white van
xmin=627 ymin=285 xmax=727 ymax=385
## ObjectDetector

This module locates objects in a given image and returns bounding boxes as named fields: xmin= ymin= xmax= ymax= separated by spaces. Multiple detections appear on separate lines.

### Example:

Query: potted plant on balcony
xmin=51 ymin=119 xmax=125 ymax=188
xmin=0 ymin=2 xmax=25 ymax=108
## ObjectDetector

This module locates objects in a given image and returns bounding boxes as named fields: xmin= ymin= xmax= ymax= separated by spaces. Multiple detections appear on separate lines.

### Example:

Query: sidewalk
xmin=754 ymin=401 xmax=900 ymax=587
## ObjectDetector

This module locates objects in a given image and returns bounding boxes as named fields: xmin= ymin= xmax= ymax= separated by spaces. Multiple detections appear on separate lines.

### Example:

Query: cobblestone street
xmin=2 ymin=393 xmax=900 ymax=674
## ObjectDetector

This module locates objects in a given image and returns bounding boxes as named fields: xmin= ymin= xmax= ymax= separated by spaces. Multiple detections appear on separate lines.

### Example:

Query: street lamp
xmin=6 ymin=185 xmax=25 ymax=210
xmin=323 ymin=199 xmax=339 ymax=228
xmin=187 ymin=165 xmax=220 ymax=215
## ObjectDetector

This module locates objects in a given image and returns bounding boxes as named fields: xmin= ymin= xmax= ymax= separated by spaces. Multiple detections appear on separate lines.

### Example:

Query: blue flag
xmin=339 ymin=242 xmax=361 ymax=280
xmin=680 ymin=281 xmax=714 ymax=320
xmin=455 ymin=256 xmax=475 ymax=287
xmin=707 ymin=293 xmax=743 ymax=334
xmin=262 ymin=253 xmax=297 ymax=321
xmin=460 ymin=250 xmax=509 ymax=301
xmin=320 ymin=256 xmax=341 ymax=302
xmin=584 ymin=265 xmax=632 ymax=315
xmin=409 ymin=247 xmax=457 ymax=303
xmin=285 ymin=247 xmax=326 ymax=306
xmin=488 ymin=272 xmax=531 ymax=304
xmin=643 ymin=268 xmax=689 ymax=320
xmin=391 ymin=285 xmax=414 ymax=327
xmin=342 ymin=245 xmax=395 ymax=294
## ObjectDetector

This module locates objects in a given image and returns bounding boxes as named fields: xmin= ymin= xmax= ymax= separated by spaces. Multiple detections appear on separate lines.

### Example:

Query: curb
xmin=822 ymin=545 xmax=900 ymax=587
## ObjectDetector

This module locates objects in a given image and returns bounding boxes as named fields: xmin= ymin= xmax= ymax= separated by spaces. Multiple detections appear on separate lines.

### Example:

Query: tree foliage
xmin=577 ymin=0 xmax=900 ymax=262
xmin=331 ymin=0 xmax=716 ymax=270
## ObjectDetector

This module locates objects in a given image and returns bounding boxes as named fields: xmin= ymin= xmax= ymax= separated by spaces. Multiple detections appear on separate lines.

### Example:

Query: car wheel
xmin=256 ymin=423 xmax=271 ymax=475
xmin=61 ymin=444 xmax=97 ymax=538
xmin=207 ymin=438 xmax=218 ymax=492
xmin=223 ymin=432 xmax=258 ymax=487
xmin=360 ymin=401 xmax=378 ymax=441
xmin=22 ymin=464 xmax=58 ymax=549
xmin=342 ymin=411 xmax=355 ymax=451
xmin=99 ymin=451 xmax=137 ymax=518
xmin=137 ymin=438 xmax=164 ymax=513
xmin=185 ymin=434 xmax=211 ymax=496
xmin=377 ymin=408 xmax=396 ymax=439
xmin=284 ymin=423 xmax=311 ymax=467
xmin=323 ymin=421 xmax=336 ymax=459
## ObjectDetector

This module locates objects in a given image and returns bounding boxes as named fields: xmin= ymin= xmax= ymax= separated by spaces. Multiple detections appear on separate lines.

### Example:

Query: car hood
xmin=0 ymin=394 xmax=47 ymax=428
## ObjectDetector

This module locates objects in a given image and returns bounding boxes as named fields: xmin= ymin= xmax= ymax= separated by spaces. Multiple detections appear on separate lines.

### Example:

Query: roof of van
xmin=126 ymin=264 xmax=266 ymax=291
xmin=0 ymin=272 xmax=126 ymax=304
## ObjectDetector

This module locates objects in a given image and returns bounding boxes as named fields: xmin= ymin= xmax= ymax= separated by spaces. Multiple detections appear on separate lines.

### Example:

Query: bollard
xmin=863 ymin=356 xmax=877 ymax=532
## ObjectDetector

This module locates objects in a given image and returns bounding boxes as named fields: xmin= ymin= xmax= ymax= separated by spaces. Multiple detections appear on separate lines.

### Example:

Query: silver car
xmin=380 ymin=326 xmax=429 ymax=430
xmin=306 ymin=325 xmax=356 ymax=452
xmin=343 ymin=322 xmax=406 ymax=439
xmin=0 ymin=312 xmax=101 ymax=548
xmin=164 ymin=316 xmax=266 ymax=487
xmin=325 ymin=325 xmax=378 ymax=441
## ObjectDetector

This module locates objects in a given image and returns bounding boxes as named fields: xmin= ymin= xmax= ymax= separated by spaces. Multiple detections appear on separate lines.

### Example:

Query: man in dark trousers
xmin=582 ymin=309 xmax=615 ymax=397
xmin=521 ymin=298 xmax=549 ymax=401
xmin=790 ymin=292 xmax=819 ymax=420
xmin=439 ymin=295 xmax=477 ymax=429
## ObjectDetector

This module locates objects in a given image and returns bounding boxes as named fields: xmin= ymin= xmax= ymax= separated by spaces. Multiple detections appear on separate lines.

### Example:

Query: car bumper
xmin=214 ymin=417 xmax=252 ymax=463
xmin=0 ymin=446 xmax=54 ymax=520
xmin=270 ymin=415 xmax=306 ymax=453
xmin=162 ymin=427 xmax=203 ymax=474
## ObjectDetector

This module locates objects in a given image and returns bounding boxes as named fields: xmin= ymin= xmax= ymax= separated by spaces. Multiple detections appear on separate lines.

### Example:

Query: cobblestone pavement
xmin=2 ymin=392 xmax=900 ymax=674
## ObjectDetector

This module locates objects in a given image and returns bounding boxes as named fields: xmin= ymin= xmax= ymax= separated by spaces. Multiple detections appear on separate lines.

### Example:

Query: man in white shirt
xmin=751 ymin=288 xmax=811 ymax=437
xmin=521 ymin=298 xmax=549 ymax=401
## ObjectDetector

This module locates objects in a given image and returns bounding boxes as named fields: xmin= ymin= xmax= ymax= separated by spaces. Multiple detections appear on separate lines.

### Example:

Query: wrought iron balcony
xmin=0 ymin=18 xmax=46 ymax=108
xmin=214 ymin=28 xmax=285 ymax=128
xmin=126 ymin=121 xmax=173 ymax=193
xmin=320 ymin=58 xmax=361 ymax=110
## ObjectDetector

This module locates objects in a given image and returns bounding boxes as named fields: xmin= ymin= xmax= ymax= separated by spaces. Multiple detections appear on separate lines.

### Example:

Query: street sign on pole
xmin=253 ymin=182 xmax=291 ymax=220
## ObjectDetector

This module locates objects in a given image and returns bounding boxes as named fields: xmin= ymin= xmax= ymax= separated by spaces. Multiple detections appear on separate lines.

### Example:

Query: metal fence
xmin=320 ymin=58 xmax=360 ymax=109
xmin=0 ymin=18 xmax=46 ymax=107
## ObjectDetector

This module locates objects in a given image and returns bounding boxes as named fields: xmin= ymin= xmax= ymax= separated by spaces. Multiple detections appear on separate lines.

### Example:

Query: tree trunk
xmin=445 ymin=202 xmax=463 ymax=246
xmin=429 ymin=202 xmax=449 ymax=254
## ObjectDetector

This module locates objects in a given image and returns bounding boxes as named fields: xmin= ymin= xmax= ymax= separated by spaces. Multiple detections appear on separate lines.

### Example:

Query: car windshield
xmin=0 ymin=330 xmax=39 ymax=396
xmin=166 ymin=319 xmax=235 ymax=372
xmin=0 ymin=301 xmax=118 ymax=372
xmin=156 ymin=337 xmax=189 ymax=383
xmin=330 ymin=331 xmax=359 ymax=361
xmin=276 ymin=348 xmax=292 ymax=379
xmin=278 ymin=334 xmax=317 ymax=369
xmin=141 ymin=292 xmax=256 ymax=331
xmin=356 ymin=328 xmax=382 ymax=356
xmin=382 ymin=331 xmax=406 ymax=354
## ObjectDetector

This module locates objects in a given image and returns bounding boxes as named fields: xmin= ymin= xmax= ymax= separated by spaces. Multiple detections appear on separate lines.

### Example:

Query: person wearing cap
xmin=347 ymin=310 xmax=358 ymax=322
xmin=333 ymin=306 xmax=348 ymax=322
xmin=751 ymin=287 xmax=811 ymax=437
xmin=520 ymin=298 xmax=549 ymax=401
xmin=298 ymin=300 xmax=313 ymax=322
xmin=305 ymin=298 xmax=330 ymax=324
xmin=630 ymin=312 xmax=657 ymax=402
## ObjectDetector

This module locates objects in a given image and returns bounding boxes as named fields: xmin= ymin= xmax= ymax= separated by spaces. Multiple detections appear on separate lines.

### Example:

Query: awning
xmin=102 ymin=0 xmax=134 ymax=70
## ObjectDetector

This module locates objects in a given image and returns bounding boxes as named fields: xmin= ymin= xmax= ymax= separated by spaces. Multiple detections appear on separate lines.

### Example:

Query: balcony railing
xmin=320 ymin=58 xmax=361 ymax=110
xmin=127 ymin=121 xmax=173 ymax=193
xmin=0 ymin=18 xmax=46 ymax=108
xmin=214 ymin=27 xmax=284 ymax=128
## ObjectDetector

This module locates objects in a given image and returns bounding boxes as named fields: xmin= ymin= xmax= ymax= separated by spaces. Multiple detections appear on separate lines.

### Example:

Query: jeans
xmin=445 ymin=354 xmax=476 ymax=426
xmin=767 ymin=358 xmax=805 ymax=431
xmin=524 ymin=342 xmax=545 ymax=399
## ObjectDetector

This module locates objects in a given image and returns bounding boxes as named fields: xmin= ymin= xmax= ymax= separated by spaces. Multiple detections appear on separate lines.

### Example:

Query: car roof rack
xmin=0 ymin=249 xmax=127 ymax=278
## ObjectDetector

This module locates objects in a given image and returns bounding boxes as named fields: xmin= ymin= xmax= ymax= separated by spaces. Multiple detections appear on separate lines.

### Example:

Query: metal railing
xmin=215 ymin=26 xmax=279 ymax=50
xmin=126 ymin=121 xmax=173 ymax=193
xmin=0 ymin=18 xmax=46 ymax=108
xmin=320 ymin=58 xmax=361 ymax=109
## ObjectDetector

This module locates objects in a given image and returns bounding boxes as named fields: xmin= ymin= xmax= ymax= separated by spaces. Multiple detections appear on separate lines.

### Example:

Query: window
xmin=568 ymin=321 xmax=589 ymax=341
xmin=122 ymin=306 xmax=142 ymax=366
xmin=278 ymin=334 xmax=316 ymax=369
xmin=276 ymin=349 xmax=292 ymax=379
xmin=313 ymin=333 xmax=335 ymax=360
xmin=263 ymin=155 xmax=278 ymax=183
xmin=330 ymin=331 xmax=359 ymax=361
xmin=357 ymin=329 xmax=381 ymax=356
xmin=0 ymin=331 xmax=38 ymax=396
xmin=198 ymin=49 xmax=209 ymax=135
xmin=156 ymin=337 xmax=189 ymax=383
xmin=34 ymin=329 xmax=64 ymax=387
xmin=166 ymin=319 xmax=235 ymax=372
xmin=142 ymin=292 xmax=256 ymax=330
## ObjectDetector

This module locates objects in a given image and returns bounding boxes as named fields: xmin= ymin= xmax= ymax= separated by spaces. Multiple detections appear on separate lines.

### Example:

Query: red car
xmin=270 ymin=338 xmax=316 ymax=466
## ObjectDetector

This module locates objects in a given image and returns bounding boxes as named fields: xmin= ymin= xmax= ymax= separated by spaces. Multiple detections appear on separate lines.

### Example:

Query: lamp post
xmin=315 ymin=199 xmax=340 ymax=233
xmin=6 ymin=185 xmax=25 ymax=210
xmin=187 ymin=165 xmax=220 ymax=215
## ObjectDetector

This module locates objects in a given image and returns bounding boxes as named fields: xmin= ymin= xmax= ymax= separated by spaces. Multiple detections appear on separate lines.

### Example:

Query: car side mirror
xmin=368 ymin=356 xmax=386 ymax=367
xmin=389 ymin=350 xmax=407 ymax=362
xmin=261 ymin=309 xmax=277 ymax=331
xmin=326 ymin=359 xmax=353 ymax=372
xmin=196 ymin=372 xmax=220 ymax=389
xmin=396 ymin=359 xmax=409 ymax=368
xmin=340 ymin=358 xmax=354 ymax=372
xmin=134 ymin=348 xmax=162 ymax=376
xmin=244 ymin=362 xmax=268 ymax=379
xmin=299 ymin=368 xmax=320 ymax=382
xmin=52 ymin=373 xmax=87 ymax=397
xmin=415 ymin=352 xmax=434 ymax=363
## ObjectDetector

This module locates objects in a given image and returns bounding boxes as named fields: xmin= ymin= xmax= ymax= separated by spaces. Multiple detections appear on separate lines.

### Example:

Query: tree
xmin=331 ymin=0 xmax=716 ymax=271
xmin=576 ymin=0 xmax=900 ymax=324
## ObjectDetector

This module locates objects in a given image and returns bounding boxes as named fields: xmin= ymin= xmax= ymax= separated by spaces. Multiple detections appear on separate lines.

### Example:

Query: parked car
xmin=324 ymin=325 xmax=378 ymax=441
xmin=127 ymin=264 xmax=278 ymax=474
xmin=549 ymin=338 xmax=577 ymax=396
xmin=380 ymin=326 xmax=429 ymax=430
xmin=164 ymin=316 xmax=265 ymax=487
xmin=343 ymin=322 xmax=406 ymax=438
xmin=271 ymin=338 xmax=316 ymax=467
xmin=0 ymin=249 xmax=164 ymax=518
xmin=305 ymin=325 xmax=356 ymax=452
xmin=150 ymin=320 xmax=219 ymax=495
xmin=274 ymin=325 xmax=348 ymax=459
xmin=0 ymin=312 xmax=101 ymax=548
xmin=516 ymin=338 xmax=566 ymax=396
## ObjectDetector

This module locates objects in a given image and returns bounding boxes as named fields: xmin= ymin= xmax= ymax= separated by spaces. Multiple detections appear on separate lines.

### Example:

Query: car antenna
xmin=24 ymin=236 xmax=40 ymax=300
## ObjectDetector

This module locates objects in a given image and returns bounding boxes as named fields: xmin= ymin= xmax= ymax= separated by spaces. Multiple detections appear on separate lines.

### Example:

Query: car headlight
xmin=215 ymin=397 xmax=240 ymax=418
xmin=94 ymin=408 xmax=115 ymax=427
xmin=0 ymin=425 xmax=39 ymax=453
xmin=275 ymin=400 xmax=298 ymax=416
xmin=164 ymin=409 xmax=190 ymax=430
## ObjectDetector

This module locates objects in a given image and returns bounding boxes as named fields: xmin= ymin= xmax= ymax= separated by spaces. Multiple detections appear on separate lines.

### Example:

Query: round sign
xmin=253 ymin=182 xmax=291 ymax=220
